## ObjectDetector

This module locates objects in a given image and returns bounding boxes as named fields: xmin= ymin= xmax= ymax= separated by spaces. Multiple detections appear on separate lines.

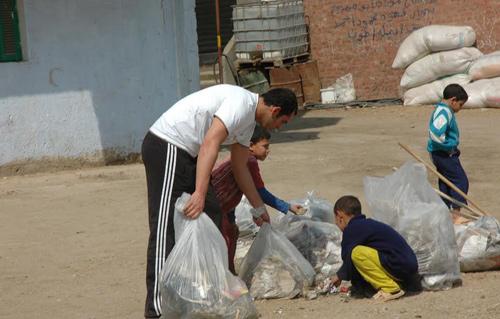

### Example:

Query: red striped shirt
xmin=211 ymin=155 xmax=264 ymax=214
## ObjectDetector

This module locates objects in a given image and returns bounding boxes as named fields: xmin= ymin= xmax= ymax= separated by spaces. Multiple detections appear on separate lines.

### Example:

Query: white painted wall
xmin=0 ymin=0 xmax=199 ymax=166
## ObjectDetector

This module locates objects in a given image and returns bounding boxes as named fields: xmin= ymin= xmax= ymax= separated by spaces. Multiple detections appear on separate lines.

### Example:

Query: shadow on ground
xmin=271 ymin=111 xmax=342 ymax=144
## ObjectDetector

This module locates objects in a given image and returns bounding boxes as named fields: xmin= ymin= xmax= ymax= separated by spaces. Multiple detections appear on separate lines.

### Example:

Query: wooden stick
xmin=432 ymin=188 xmax=480 ymax=220
xmin=398 ymin=143 xmax=489 ymax=216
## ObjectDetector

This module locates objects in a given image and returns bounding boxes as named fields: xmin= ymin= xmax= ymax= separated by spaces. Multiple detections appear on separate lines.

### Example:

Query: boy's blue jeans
xmin=430 ymin=150 xmax=469 ymax=209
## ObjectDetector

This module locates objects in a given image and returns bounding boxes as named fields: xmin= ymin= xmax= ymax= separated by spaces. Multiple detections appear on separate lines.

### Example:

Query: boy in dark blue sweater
xmin=330 ymin=196 xmax=419 ymax=301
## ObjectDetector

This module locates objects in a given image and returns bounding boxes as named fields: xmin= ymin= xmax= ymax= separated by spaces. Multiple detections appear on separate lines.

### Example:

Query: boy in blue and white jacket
xmin=427 ymin=84 xmax=469 ymax=223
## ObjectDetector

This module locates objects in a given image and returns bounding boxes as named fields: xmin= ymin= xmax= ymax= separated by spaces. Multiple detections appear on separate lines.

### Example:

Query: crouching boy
xmin=330 ymin=195 xmax=419 ymax=301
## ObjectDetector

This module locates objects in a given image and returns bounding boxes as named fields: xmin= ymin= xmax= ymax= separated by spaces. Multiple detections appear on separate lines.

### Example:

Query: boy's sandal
xmin=372 ymin=289 xmax=405 ymax=302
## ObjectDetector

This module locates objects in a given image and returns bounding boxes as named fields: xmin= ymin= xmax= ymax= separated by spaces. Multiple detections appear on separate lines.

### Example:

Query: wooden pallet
xmin=236 ymin=52 xmax=310 ymax=69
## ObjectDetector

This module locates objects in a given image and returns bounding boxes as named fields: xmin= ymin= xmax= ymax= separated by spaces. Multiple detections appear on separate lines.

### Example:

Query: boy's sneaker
xmin=372 ymin=289 xmax=405 ymax=302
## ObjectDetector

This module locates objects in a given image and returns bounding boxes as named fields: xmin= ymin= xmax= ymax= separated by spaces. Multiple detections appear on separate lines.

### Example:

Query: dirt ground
xmin=1 ymin=105 xmax=500 ymax=319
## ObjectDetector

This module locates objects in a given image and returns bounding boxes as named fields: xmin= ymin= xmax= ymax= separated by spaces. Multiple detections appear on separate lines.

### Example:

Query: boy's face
xmin=334 ymin=210 xmax=349 ymax=231
xmin=449 ymin=98 xmax=465 ymax=113
xmin=250 ymin=138 xmax=270 ymax=161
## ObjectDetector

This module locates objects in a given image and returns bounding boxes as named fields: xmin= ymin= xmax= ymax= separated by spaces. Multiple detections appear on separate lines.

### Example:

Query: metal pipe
xmin=215 ymin=0 xmax=224 ymax=84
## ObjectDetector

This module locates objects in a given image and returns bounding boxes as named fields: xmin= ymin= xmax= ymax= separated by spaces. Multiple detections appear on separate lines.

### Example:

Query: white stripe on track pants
xmin=141 ymin=131 xmax=222 ymax=318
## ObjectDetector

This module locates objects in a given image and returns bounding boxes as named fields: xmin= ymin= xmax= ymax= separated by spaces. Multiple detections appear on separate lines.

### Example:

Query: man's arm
xmin=183 ymin=117 xmax=228 ymax=218
xmin=231 ymin=143 xmax=270 ymax=223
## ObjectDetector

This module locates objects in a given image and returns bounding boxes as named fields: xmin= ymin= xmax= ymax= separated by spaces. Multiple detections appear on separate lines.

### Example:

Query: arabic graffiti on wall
xmin=330 ymin=0 xmax=438 ymax=46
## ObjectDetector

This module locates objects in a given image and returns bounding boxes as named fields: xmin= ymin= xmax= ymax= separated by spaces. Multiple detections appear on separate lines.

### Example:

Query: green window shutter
xmin=0 ymin=0 xmax=22 ymax=62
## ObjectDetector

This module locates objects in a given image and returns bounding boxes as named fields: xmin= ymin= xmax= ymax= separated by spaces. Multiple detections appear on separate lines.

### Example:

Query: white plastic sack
xmin=469 ymin=51 xmax=500 ymax=80
xmin=235 ymin=196 xmax=259 ymax=237
xmin=403 ymin=74 xmax=471 ymax=106
xmin=239 ymin=223 xmax=315 ymax=299
xmin=160 ymin=193 xmax=258 ymax=319
xmin=277 ymin=216 xmax=343 ymax=285
xmin=455 ymin=216 xmax=500 ymax=272
xmin=334 ymin=73 xmax=356 ymax=103
xmin=290 ymin=191 xmax=335 ymax=224
xmin=463 ymin=77 xmax=500 ymax=108
xmin=364 ymin=161 xmax=461 ymax=290
xmin=400 ymin=47 xmax=482 ymax=90
xmin=392 ymin=25 xmax=476 ymax=69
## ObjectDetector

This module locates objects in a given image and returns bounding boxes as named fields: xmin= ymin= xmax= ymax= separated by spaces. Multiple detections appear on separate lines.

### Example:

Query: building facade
xmin=0 ymin=0 xmax=199 ymax=173
xmin=305 ymin=0 xmax=500 ymax=99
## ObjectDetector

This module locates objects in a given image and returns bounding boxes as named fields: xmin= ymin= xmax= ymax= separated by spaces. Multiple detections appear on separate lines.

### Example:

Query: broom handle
xmin=432 ymin=188 xmax=480 ymax=219
xmin=398 ymin=143 xmax=489 ymax=216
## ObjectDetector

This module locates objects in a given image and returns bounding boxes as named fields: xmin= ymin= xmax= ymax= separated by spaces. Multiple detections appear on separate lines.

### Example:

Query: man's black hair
xmin=443 ymin=83 xmax=468 ymax=102
xmin=261 ymin=88 xmax=298 ymax=116
xmin=250 ymin=125 xmax=271 ymax=144
xmin=334 ymin=195 xmax=362 ymax=216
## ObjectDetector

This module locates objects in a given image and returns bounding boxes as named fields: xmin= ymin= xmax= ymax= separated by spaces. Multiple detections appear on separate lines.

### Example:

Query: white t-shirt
xmin=150 ymin=84 xmax=258 ymax=157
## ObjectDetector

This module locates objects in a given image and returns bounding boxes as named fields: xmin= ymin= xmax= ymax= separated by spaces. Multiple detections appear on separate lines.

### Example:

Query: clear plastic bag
xmin=363 ymin=161 xmax=461 ymax=290
xmin=239 ymin=223 xmax=315 ymax=299
xmin=160 ymin=193 xmax=258 ymax=319
xmin=455 ymin=216 xmax=500 ymax=272
xmin=235 ymin=196 xmax=259 ymax=237
xmin=277 ymin=216 xmax=343 ymax=285
xmin=290 ymin=191 xmax=335 ymax=224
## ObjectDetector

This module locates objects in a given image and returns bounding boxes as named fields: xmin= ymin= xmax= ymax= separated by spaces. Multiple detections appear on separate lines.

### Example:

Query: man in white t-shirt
xmin=141 ymin=84 xmax=298 ymax=318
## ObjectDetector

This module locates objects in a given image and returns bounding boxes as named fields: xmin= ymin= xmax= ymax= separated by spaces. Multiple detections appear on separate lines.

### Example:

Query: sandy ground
xmin=1 ymin=105 xmax=500 ymax=319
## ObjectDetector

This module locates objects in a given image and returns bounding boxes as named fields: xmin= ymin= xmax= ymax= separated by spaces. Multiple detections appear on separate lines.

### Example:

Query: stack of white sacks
xmin=393 ymin=25 xmax=500 ymax=108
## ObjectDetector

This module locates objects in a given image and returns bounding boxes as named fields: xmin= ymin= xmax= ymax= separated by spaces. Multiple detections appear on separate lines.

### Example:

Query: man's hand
xmin=290 ymin=204 xmax=306 ymax=215
xmin=183 ymin=191 xmax=206 ymax=219
xmin=253 ymin=211 xmax=270 ymax=226
xmin=253 ymin=216 xmax=263 ymax=226
xmin=260 ymin=211 xmax=270 ymax=223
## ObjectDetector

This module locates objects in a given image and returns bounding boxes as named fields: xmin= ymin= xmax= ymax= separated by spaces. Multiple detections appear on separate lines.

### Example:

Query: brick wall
xmin=304 ymin=0 xmax=500 ymax=100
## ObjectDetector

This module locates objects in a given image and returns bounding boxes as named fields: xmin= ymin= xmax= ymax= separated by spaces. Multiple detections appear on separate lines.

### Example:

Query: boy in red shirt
xmin=211 ymin=125 xmax=302 ymax=273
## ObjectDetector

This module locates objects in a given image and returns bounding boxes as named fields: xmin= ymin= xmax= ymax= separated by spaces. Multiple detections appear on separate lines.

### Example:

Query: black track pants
xmin=141 ymin=132 xmax=222 ymax=318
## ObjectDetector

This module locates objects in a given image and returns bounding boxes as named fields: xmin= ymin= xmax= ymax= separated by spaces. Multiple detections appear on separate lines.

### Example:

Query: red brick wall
xmin=304 ymin=0 xmax=500 ymax=100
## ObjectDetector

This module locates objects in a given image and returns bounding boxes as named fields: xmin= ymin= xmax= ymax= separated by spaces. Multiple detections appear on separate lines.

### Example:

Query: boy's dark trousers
xmin=430 ymin=150 xmax=469 ymax=208
xmin=141 ymin=132 xmax=222 ymax=319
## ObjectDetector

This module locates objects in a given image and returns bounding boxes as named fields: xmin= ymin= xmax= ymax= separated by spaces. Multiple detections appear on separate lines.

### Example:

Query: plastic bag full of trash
xmin=455 ymin=216 xmax=500 ymax=272
xmin=364 ymin=161 xmax=461 ymax=290
xmin=159 ymin=193 xmax=258 ymax=319
xmin=290 ymin=191 xmax=335 ymax=224
xmin=278 ymin=216 xmax=343 ymax=285
xmin=239 ymin=223 xmax=315 ymax=299
xmin=235 ymin=196 xmax=259 ymax=237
